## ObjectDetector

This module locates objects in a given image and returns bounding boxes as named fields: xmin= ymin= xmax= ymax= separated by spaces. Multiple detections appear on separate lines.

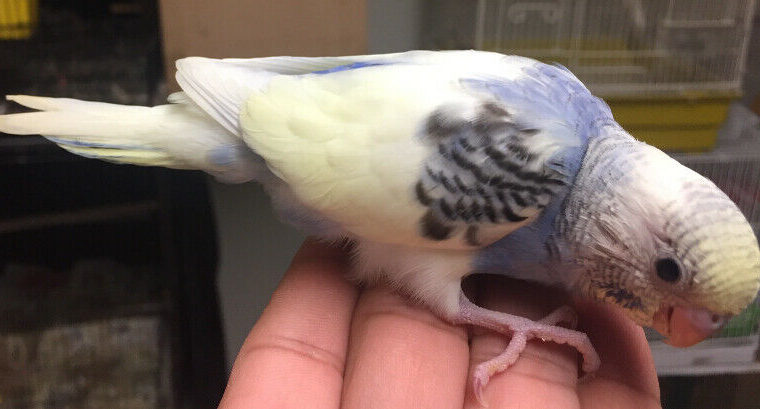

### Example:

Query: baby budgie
xmin=2 ymin=50 xmax=759 ymax=402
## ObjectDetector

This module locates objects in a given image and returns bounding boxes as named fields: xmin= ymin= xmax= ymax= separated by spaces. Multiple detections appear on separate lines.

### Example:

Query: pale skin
xmin=217 ymin=239 xmax=662 ymax=409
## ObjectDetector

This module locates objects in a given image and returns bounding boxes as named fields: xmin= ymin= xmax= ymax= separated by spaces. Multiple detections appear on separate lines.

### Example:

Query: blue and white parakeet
xmin=2 ymin=50 xmax=759 ymax=401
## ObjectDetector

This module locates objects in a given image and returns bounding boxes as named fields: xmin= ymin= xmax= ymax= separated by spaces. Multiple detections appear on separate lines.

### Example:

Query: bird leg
xmin=452 ymin=293 xmax=600 ymax=405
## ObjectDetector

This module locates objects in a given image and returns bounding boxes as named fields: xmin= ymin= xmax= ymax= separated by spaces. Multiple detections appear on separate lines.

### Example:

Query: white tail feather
xmin=0 ymin=95 xmax=261 ymax=182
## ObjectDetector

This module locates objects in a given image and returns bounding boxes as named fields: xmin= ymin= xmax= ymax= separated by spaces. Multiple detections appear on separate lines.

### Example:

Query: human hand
xmin=217 ymin=239 xmax=661 ymax=409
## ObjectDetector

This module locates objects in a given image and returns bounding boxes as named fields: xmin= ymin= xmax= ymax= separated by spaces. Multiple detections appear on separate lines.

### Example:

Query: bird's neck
xmin=472 ymin=120 xmax=630 ymax=287
xmin=552 ymin=125 xmax=644 ymax=286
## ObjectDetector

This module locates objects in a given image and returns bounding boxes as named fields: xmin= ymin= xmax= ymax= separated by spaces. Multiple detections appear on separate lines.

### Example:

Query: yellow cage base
xmin=607 ymin=97 xmax=733 ymax=152
xmin=0 ymin=0 xmax=37 ymax=40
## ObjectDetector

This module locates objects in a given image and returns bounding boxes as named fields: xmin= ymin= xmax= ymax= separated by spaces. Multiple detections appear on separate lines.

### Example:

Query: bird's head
xmin=566 ymin=135 xmax=760 ymax=347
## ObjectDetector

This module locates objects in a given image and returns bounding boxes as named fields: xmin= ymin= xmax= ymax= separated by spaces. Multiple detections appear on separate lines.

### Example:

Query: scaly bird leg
xmin=452 ymin=293 xmax=600 ymax=405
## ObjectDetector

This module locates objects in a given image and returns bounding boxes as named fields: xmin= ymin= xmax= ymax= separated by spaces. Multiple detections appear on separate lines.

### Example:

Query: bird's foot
xmin=453 ymin=294 xmax=600 ymax=406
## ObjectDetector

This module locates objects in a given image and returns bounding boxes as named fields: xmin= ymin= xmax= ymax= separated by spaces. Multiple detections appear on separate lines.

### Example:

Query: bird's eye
xmin=655 ymin=257 xmax=681 ymax=283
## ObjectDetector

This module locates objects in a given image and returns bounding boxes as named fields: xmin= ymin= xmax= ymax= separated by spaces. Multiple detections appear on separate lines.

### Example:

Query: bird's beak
xmin=651 ymin=305 xmax=730 ymax=347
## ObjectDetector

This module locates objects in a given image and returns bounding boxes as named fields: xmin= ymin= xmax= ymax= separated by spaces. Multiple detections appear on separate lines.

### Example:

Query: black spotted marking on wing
xmin=420 ymin=210 xmax=453 ymax=240
xmin=465 ymin=225 xmax=480 ymax=246
xmin=501 ymin=203 xmax=527 ymax=222
xmin=440 ymin=175 xmax=457 ymax=193
xmin=457 ymin=137 xmax=477 ymax=152
xmin=455 ymin=198 xmax=471 ymax=221
xmin=437 ymin=143 xmax=451 ymax=159
xmin=439 ymin=199 xmax=455 ymax=220
xmin=507 ymin=144 xmax=535 ymax=161
xmin=510 ymin=192 xmax=528 ymax=207
xmin=426 ymin=110 xmax=465 ymax=139
xmin=415 ymin=100 xmax=570 ymax=245
xmin=483 ymin=200 xmax=497 ymax=222
xmin=453 ymin=175 xmax=473 ymax=194
xmin=415 ymin=181 xmax=433 ymax=206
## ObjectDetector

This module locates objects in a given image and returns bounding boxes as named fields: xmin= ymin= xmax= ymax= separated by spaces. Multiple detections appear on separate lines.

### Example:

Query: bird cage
xmin=474 ymin=0 xmax=756 ymax=97
xmin=465 ymin=0 xmax=758 ymax=151
xmin=0 ymin=0 xmax=37 ymax=39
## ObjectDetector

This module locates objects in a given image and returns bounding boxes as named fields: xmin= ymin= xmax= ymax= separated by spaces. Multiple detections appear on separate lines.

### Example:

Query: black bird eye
xmin=655 ymin=258 xmax=681 ymax=283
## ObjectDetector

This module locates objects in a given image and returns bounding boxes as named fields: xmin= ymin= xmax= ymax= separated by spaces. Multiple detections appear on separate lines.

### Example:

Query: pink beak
xmin=652 ymin=305 xmax=730 ymax=347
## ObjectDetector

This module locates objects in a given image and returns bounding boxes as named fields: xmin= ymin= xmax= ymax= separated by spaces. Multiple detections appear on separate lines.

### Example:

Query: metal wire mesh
xmin=474 ymin=0 xmax=757 ymax=96
xmin=679 ymin=152 xmax=760 ymax=233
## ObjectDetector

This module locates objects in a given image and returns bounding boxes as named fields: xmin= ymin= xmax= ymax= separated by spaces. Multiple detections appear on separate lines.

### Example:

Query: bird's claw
xmin=471 ymin=331 xmax=528 ymax=407
xmin=472 ymin=371 xmax=488 ymax=408
xmin=456 ymin=296 xmax=600 ymax=406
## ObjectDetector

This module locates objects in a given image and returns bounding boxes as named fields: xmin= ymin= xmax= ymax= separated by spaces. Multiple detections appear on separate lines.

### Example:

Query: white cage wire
xmin=679 ymin=154 xmax=760 ymax=234
xmin=475 ymin=0 xmax=757 ymax=97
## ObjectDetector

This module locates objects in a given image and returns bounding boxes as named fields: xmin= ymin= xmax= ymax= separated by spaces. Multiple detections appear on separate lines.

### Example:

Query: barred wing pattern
xmin=415 ymin=100 xmax=572 ymax=247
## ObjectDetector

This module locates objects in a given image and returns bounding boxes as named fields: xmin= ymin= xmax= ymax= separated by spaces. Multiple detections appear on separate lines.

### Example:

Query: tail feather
xmin=44 ymin=135 xmax=174 ymax=167
xmin=1 ymin=96 xmax=181 ymax=166
xmin=45 ymin=136 xmax=160 ymax=151
xmin=7 ymin=95 xmax=145 ymax=114
xmin=0 ymin=95 xmax=262 ymax=182
xmin=61 ymin=145 xmax=176 ymax=166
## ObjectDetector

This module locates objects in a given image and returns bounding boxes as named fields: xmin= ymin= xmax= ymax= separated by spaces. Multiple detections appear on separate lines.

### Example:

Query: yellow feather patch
xmin=239 ymin=66 xmax=479 ymax=248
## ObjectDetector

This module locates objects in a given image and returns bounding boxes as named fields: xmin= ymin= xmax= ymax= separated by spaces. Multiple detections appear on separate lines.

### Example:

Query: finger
xmin=574 ymin=300 xmax=661 ymax=409
xmin=464 ymin=275 xmax=580 ymax=409
xmin=217 ymin=238 xmax=359 ymax=409
xmin=341 ymin=286 xmax=470 ymax=409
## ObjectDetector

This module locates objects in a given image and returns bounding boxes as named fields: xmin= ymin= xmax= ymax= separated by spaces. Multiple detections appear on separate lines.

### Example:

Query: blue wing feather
xmin=312 ymin=61 xmax=387 ymax=74
xmin=471 ymin=63 xmax=615 ymax=283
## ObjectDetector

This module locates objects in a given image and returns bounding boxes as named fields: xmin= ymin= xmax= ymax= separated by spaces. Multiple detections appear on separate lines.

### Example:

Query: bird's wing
xmin=173 ymin=50 xmax=517 ymax=136
xmin=406 ymin=61 xmax=596 ymax=248
xmin=174 ymin=53 xmax=399 ymax=135
xmin=177 ymin=52 xmax=592 ymax=249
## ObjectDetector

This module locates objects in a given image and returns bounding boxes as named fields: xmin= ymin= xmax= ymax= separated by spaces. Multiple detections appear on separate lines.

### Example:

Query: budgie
xmin=2 ymin=50 xmax=759 ymax=402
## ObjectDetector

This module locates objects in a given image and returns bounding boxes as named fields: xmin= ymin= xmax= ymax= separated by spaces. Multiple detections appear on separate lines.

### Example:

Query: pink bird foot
xmin=453 ymin=294 xmax=600 ymax=406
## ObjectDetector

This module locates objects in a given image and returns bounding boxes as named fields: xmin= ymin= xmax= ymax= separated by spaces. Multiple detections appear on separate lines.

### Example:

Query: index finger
xmin=574 ymin=300 xmax=661 ymax=409
xmin=217 ymin=238 xmax=359 ymax=409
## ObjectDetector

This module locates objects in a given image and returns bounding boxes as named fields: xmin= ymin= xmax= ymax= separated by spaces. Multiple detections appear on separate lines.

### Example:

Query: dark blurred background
xmin=0 ymin=1 xmax=759 ymax=408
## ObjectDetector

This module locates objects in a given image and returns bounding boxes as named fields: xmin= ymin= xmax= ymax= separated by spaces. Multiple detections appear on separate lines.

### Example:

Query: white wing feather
xmin=172 ymin=51 xmax=535 ymax=247
xmin=238 ymin=65 xmax=491 ymax=247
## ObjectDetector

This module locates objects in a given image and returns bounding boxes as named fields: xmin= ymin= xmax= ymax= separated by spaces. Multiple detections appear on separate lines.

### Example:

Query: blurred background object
xmin=428 ymin=0 xmax=758 ymax=152
xmin=0 ymin=0 xmax=38 ymax=40
xmin=1 ymin=0 xmax=760 ymax=408
xmin=0 ymin=1 xmax=362 ymax=408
